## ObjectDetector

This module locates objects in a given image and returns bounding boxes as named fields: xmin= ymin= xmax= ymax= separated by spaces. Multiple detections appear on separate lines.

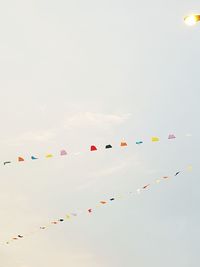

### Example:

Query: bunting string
xmin=2 ymin=164 xmax=192 ymax=246
xmin=2 ymin=133 xmax=178 ymax=167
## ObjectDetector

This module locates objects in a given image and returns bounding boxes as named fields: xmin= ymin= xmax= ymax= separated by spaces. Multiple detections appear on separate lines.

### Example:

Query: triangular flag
xmin=60 ymin=150 xmax=67 ymax=156
xmin=120 ymin=141 xmax=127 ymax=147
xmin=46 ymin=154 xmax=53 ymax=158
xmin=137 ymin=189 xmax=141 ymax=194
xmin=31 ymin=156 xmax=38 ymax=160
xmin=4 ymin=161 xmax=11 ymax=165
xmin=151 ymin=137 xmax=159 ymax=142
xmin=168 ymin=134 xmax=176 ymax=139
xmin=105 ymin=144 xmax=112 ymax=149
xmin=143 ymin=184 xmax=150 ymax=189
xmin=136 ymin=141 xmax=143 ymax=145
xmin=90 ymin=145 xmax=97 ymax=151
xmin=18 ymin=157 xmax=24 ymax=162
xmin=74 ymin=152 xmax=81 ymax=156
xmin=187 ymin=165 xmax=192 ymax=171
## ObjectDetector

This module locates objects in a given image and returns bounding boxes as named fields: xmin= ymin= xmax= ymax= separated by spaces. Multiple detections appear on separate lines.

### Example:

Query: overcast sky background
xmin=0 ymin=0 xmax=200 ymax=266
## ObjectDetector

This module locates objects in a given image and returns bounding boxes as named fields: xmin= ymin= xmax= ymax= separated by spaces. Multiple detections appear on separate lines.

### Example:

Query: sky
xmin=0 ymin=0 xmax=200 ymax=266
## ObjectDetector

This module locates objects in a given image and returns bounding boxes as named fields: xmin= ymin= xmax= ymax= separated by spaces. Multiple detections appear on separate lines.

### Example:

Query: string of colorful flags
xmin=3 ymin=134 xmax=176 ymax=166
xmin=3 ymin=163 xmax=192 ymax=246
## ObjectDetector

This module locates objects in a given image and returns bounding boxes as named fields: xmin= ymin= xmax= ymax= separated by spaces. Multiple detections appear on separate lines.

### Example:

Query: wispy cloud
xmin=0 ymin=130 xmax=57 ymax=147
xmin=63 ymin=112 xmax=131 ymax=129
xmin=18 ymin=130 xmax=56 ymax=142
xmin=1 ymin=112 xmax=131 ymax=147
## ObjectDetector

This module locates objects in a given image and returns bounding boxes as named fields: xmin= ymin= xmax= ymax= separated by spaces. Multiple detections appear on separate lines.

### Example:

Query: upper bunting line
xmin=2 ymin=134 xmax=177 ymax=166
xmin=2 ymin=164 xmax=193 ymax=246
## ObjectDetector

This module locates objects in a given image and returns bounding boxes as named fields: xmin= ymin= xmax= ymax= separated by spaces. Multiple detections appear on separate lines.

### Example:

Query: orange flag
xmin=120 ymin=141 xmax=127 ymax=147
xmin=18 ymin=157 xmax=24 ymax=162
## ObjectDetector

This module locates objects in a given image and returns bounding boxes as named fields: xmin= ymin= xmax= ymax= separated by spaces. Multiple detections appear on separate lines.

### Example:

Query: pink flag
xmin=168 ymin=134 xmax=176 ymax=139
xmin=60 ymin=150 xmax=67 ymax=156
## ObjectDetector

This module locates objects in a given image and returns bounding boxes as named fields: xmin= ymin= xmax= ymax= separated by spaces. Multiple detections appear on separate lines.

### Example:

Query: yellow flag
xmin=46 ymin=154 xmax=53 ymax=158
xmin=66 ymin=215 xmax=70 ymax=219
xmin=117 ymin=195 xmax=123 ymax=199
xmin=187 ymin=165 xmax=192 ymax=171
xmin=151 ymin=137 xmax=159 ymax=142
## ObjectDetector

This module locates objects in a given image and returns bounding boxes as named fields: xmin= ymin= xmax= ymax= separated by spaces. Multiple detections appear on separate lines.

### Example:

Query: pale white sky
xmin=0 ymin=1 xmax=200 ymax=266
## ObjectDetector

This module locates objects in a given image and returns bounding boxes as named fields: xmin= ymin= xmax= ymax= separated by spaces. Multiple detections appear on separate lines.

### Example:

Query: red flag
xmin=90 ymin=145 xmax=97 ymax=151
